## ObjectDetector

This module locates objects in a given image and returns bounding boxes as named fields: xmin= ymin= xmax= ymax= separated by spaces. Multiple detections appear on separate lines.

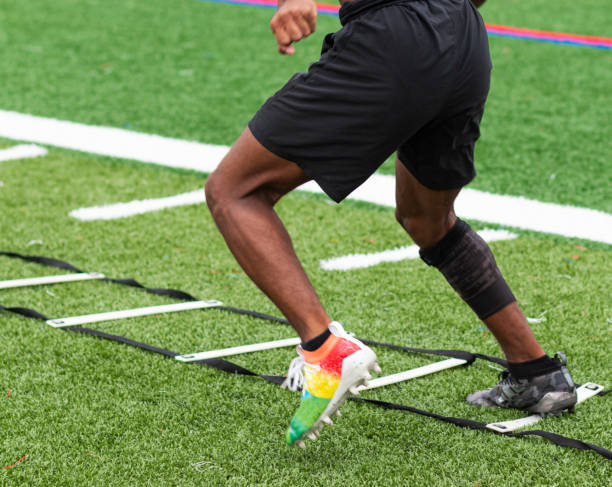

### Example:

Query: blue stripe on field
xmin=487 ymin=32 xmax=612 ymax=50
xmin=196 ymin=0 xmax=612 ymax=49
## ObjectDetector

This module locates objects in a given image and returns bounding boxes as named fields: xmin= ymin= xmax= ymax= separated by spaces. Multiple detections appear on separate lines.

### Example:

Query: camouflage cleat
xmin=466 ymin=352 xmax=577 ymax=415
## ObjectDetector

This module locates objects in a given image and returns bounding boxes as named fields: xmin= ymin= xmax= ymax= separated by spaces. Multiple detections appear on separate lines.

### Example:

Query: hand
xmin=270 ymin=0 xmax=317 ymax=55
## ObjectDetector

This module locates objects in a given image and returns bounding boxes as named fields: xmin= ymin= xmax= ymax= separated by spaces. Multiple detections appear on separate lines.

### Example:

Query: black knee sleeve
xmin=419 ymin=219 xmax=516 ymax=320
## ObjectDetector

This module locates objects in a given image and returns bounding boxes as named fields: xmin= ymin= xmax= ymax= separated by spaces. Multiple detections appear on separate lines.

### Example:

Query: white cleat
xmin=322 ymin=416 xmax=333 ymax=426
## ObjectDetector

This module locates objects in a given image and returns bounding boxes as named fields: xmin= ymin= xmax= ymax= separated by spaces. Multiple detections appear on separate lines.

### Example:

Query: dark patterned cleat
xmin=467 ymin=352 xmax=577 ymax=415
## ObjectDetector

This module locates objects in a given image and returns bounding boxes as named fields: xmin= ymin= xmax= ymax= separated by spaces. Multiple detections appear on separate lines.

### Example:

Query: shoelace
xmin=499 ymin=370 xmax=513 ymax=384
xmin=282 ymin=355 xmax=305 ymax=392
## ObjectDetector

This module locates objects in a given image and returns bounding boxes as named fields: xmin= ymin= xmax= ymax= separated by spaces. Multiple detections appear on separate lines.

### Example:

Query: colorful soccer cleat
xmin=282 ymin=322 xmax=380 ymax=447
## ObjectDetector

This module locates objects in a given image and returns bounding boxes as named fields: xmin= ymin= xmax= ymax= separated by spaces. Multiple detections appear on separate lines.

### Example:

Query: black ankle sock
xmin=508 ymin=354 xmax=561 ymax=379
xmin=301 ymin=328 xmax=331 ymax=351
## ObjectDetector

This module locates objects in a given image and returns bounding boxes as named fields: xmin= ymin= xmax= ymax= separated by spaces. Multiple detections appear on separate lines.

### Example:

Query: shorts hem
xmin=248 ymin=121 xmax=346 ymax=203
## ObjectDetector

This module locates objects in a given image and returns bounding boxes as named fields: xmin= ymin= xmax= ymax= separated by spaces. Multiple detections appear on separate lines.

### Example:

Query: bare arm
xmin=270 ymin=0 xmax=317 ymax=55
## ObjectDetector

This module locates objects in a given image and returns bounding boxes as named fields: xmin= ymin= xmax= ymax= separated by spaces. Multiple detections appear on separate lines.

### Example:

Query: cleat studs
xmin=365 ymin=373 xmax=372 ymax=381
xmin=363 ymin=380 xmax=370 ymax=388
xmin=323 ymin=416 xmax=333 ymax=426
xmin=335 ymin=410 xmax=342 ymax=418
xmin=373 ymin=363 xmax=382 ymax=374
xmin=297 ymin=440 xmax=306 ymax=449
xmin=349 ymin=386 xmax=360 ymax=395
xmin=307 ymin=432 xmax=317 ymax=441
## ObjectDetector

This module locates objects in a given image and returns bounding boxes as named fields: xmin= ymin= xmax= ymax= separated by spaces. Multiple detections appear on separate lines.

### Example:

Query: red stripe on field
xmin=485 ymin=23 xmax=612 ymax=45
xmin=210 ymin=0 xmax=612 ymax=46
xmin=0 ymin=456 xmax=26 ymax=469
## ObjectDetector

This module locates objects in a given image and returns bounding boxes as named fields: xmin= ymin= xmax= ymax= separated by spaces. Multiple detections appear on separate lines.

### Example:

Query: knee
xmin=395 ymin=207 xmax=455 ymax=249
xmin=204 ymin=172 xmax=224 ymax=216
xmin=204 ymin=170 xmax=282 ymax=220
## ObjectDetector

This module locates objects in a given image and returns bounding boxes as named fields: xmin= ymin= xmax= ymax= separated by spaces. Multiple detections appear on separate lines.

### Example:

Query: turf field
xmin=0 ymin=0 xmax=611 ymax=485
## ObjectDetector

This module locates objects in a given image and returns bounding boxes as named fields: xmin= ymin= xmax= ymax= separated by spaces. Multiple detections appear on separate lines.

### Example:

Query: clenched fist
xmin=270 ymin=0 xmax=317 ymax=55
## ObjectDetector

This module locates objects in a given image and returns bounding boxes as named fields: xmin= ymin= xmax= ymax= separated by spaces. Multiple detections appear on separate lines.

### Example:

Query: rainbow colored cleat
xmin=283 ymin=322 xmax=380 ymax=447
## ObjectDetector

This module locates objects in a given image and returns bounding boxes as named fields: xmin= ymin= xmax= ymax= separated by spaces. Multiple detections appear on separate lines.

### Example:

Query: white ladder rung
xmin=0 ymin=272 xmax=105 ymax=290
xmin=175 ymin=337 xmax=302 ymax=362
xmin=46 ymin=300 xmax=223 ymax=327
xmin=359 ymin=358 xmax=468 ymax=391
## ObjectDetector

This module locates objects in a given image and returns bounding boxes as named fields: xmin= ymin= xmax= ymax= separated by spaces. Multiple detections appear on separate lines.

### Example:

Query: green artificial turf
xmin=0 ymin=0 xmax=611 ymax=211
xmin=1 ymin=147 xmax=610 ymax=486
xmin=0 ymin=0 xmax=611 ymax=485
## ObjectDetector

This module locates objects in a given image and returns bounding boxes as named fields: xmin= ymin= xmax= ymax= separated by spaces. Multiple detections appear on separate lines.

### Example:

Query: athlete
xmin=204 ymin=0 xmax=577 ymax=447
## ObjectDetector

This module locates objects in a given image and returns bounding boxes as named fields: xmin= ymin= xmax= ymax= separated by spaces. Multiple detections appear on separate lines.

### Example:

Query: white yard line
xmin=0 ymin=144 xmax=47 ymax=162
xmin=1 ymin=109 xmax=611 ymax=244
xmin=69 ymin=189 xmax=205 ymax=221
xmin=320 ymin=229 xmax=518 ymax=271
xmin=0 ymin=110 xmax=227 ymax=172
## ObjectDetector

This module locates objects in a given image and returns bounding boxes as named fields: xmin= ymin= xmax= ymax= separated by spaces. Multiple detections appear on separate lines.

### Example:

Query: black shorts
xmin=248 ymin=0 xmax=492 ymax=202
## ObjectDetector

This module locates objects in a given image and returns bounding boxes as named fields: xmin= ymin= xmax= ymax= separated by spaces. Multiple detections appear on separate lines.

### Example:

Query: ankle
xmin=508 ymin=354 xmax=561 ymax=379
xmin=302 ymin=327 xmax=340 ymax=363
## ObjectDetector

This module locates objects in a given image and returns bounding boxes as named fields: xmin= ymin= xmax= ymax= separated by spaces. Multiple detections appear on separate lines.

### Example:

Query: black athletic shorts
xmin=248 ymin=0 xmax=492 ymax=202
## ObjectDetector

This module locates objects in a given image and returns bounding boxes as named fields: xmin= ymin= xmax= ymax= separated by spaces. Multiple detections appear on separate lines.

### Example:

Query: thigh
xmin=395 ymin=156 xmax=460 ymax=220
xmin=209 ymin=127 xmax=311 ymax=205
xmin=396 ymin=102 xmax=486 ymax=192
xmin=249 ymin=1 xmax=464 ymax=203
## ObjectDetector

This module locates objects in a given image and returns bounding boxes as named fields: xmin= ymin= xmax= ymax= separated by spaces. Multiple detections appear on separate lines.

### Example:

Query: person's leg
xmin=394 ymin=158 xmax=545 ymax=362
xmin=205 ymin=127 xmax=330 ymax=342
xmin=206 ymin=128 xmax=379 ymax=446
xmin=396 ymin=157 xmax=576 ymax=414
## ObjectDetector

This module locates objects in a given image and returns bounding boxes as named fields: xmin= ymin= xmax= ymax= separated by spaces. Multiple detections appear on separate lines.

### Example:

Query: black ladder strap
xmin=2 ymin=302 xmax=610 ymax=460
xmin=350 ymin=397 xmax=612 ymax=460
xmin=2 ymin=251 xmax=610 ymax=459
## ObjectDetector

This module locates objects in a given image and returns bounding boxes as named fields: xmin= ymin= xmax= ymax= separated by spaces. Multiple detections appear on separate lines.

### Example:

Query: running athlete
xmin=204 ymin=0 xmax=577 ymax=447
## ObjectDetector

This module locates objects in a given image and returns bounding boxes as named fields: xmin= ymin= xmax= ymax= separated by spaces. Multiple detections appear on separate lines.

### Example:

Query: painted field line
xmin=70 ymin=189 xmax=205 ymax=221
xmin=0 ymin=110 xmax=228 ymax=172
xmin=0 ymin=272 xmax=104 ymax=290
xmin=359 ymin=358 xmax=468 ymax=391
xmin=320 ymin=229 xmax=518 ymax=271
xmin=175 ymin=337 xmax=301 ymax=362
xmin=300 ymin=178 xmax=612 ymax=245
xmin=1 ymin=109 xmax=611 ymax=245
xmin=46 ymin=300 xmax=223 ymax=327
xmin=0 ymin=144 xmax=47 ymax=162
xmin=486 ymin=382 xmax=604 ymax=433
xmin=198 ymin=0 xmax=612 ymax=50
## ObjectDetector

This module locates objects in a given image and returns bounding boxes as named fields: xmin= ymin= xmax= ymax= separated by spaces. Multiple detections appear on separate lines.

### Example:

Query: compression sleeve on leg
xmin=419 ymin=219 xmax=516 ymax=320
